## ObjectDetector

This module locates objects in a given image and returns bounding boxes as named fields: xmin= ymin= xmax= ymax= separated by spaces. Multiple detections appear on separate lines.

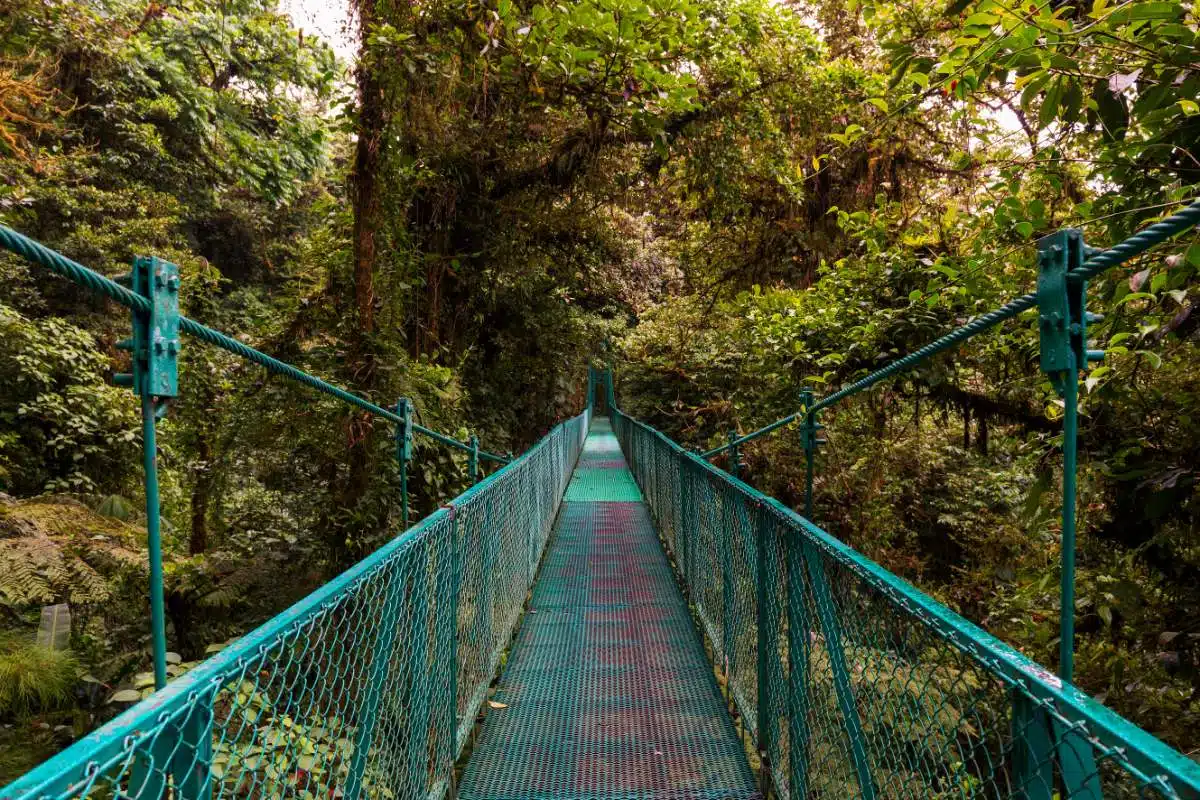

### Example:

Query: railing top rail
xmin=700 ymin=197 xmax=1200 ymax=458
xmin=0 ymin=408 xmax=586 ymax=800
xmin=615 ymin=406 xmax=1200 ymax=798
xmin=0 ymin=225 xmax=508 ymax=463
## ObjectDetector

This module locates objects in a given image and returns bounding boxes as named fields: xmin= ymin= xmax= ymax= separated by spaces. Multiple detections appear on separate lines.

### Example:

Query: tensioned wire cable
xmin=0 ymin=225 xmax=510 ymax=463
xmin=907 ymin=197 xmax=1200 ymax=309
xmin=700 ymin=197 xmax=1200 ymax=457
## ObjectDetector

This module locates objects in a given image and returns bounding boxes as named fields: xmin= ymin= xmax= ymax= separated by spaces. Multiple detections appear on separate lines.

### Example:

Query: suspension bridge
xmin=2 ymin=204 xmax=1200 ymax=800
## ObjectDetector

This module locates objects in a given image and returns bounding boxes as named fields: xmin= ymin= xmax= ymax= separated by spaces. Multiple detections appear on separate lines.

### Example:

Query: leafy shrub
xmin=0 ymin=637 xmax=77 ymax=717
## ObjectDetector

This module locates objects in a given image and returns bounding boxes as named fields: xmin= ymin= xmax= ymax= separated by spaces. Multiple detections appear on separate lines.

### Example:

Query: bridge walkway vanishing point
xmin=459 ymin=417 xmax=758 ymax=800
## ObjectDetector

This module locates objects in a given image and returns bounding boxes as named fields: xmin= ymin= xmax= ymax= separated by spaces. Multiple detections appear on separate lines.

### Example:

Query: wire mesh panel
xmin=459 ymin=417 xmax=759 ymax=800
xmin=613 ymin=407 xmax=1200 ymax=800
xmin=2 ymin=410 xmax=589 ymax=800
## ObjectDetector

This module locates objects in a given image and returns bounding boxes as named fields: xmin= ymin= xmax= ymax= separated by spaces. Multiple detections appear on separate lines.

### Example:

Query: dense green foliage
xmin=0 ymin=0 xmax=1197 ymax=779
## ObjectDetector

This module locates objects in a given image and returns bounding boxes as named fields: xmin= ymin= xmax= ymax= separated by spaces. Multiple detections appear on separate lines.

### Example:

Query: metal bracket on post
xmin=113 ymin=256 xmax=179 ymax=700
xmin=798 ymin=388 xmax=826 ymax=520
xmin=114 ymin=256 xmax=181 ymax=410
xmin=1036 ymin=229 xmax=1105 ymax=398
xmin=395 ymin=398 xmax=414 ymax=529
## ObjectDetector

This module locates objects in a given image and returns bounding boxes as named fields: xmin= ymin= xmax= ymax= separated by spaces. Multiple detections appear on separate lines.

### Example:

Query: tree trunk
xmin=351 ymin=0 xmax=382 ymax=344
xmin=324 ymin=0 xmax=387 ymax=571
xmin=189 ymin=436 xmax=212 ymax=556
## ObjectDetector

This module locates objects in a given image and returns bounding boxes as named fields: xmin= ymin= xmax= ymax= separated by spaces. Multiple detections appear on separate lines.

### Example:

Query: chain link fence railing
xmin=613 ymin=403 xmax=1200 ymax=800
xmin=3 ymin=409 xmax=589 ymax=800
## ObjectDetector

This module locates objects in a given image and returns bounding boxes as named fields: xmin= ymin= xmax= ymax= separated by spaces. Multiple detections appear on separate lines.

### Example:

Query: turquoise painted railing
xmin=0 ymin=225 xmax=588 ymax=800
xmin=2 ymin=408 xmax=587 ymax=800
xmin=0 ymin=225 xmax=511 ymax=691
xmin=611 ymin=376 xmax=1200 ymax=799
xmin=703 ymin=200 xmax=1200 ymax=684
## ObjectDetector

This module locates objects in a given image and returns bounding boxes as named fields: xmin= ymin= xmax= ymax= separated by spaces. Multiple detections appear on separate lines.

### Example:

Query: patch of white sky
xmin=281 ymin=0 xmax=356 ymax=61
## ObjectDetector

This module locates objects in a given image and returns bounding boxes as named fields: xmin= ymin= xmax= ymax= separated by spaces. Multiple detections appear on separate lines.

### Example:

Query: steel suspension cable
xmin=701 ymin=197 xmax=1200 ymax=458
xmin=0 ymin=224 xmax=509 ymax=463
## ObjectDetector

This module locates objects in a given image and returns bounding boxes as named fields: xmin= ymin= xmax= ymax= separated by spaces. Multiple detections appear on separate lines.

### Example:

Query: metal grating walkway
xmin=458 ymin=418 xmax=758 ymax=799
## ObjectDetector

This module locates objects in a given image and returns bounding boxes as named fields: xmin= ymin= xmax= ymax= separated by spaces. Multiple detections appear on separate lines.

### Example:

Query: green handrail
xmin=0 ymin=223 xmax=510 ymax=690
xmin=691 ymin=197 xmax=1200 ymax=683
xmin=0 ymin=225 xmax=510 ymax=462
xmin=611 ymin=392 xmax=1200 ymax=800
xmin=700 ymin=197 xmax=1200 ymax=458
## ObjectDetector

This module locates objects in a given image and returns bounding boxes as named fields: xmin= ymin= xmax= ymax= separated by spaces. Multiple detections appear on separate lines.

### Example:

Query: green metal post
xmin=1052 ymin=713 xmax=1103 ymax=798
xmin=173 ymin=695 xmax=214 ymax=800
xmin=1060 ymin=372 xmax=1079 ymax=682
xmin=798 ymin=388 xmax=824 ymax=521
xmin=113 ymin=256 xmax=179 ymax=694
xmin=679 ymin=456 xmax=692 ymax=593
xmin=803 ymin=437 xmax=814 ymax=521
xmin=786 ymin=534 xmax=812 ymax=798
xmin=130 ymin=734 xmax=170 ymax=800
xmin=142 ymin=398 xmax=168 ymax=691
xmin=721 ymin=486 xmax=735 ymax=681
xmin=447 ymin=506 xmax=461 ymax=779
xmin=480 ymin=492 xmax=496 ymax=665
xmin=345 ymin=564 xmax=404 ymax=800
xmin=469 ymin=434 xmax=480 ymax=484
xmin=407 ymin=542 xmax=431 ymax=795
xmin=1036 ymin=230 xmax=1104 ymax=683
xmin=754 ymin=501 xmax=776 ymax=790
xmin=395 ymin=398 xmax=414 ymax=529
xmin=803 ymin=541 xmax=876 ymax=799
xmin=1011 ymin=692 xmax=1054 ymax=800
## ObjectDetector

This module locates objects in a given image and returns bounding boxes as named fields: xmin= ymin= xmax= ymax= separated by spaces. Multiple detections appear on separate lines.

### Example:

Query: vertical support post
xmin=798 ymin=388 xmax=825 ymax=521
xmin=678 ymin=455 xmax=692 ymax=593
xmin=803 ymin=539 xmax=876 ymax=799
xmin=447 ymin=504 xmax=461 ymax=776
xmin=173 ymin=694 xmax=214 ymax=800
xmin=1060 ymin=373 xmax=1080 ymax=681
xmin=345 ymin=565 xmax=405 ymax=800
xmin=720 ymin=485 xmax=735 ymax=683
xmin=728 ymin=428 xmax=740 ymax=480
xmin=113 ymin=255 xmax=180 ymax=693
xmin=786 ymin=533 xmax=812 ymax=798
xmin=130 ymin=734 xmax=171 ymax=800
xmin=754 ymin=500 xmax=777 ymax=792
xmin=1036 ymin=229 xmax=1104 ymax=683
xmin=469 ymin=434 xmax=480 ymax=485
xmin=1011 ymin=691 xmax=1054 ymax=800
xmin=407 ymin=541 xmax=431 ymax=795
xmin=142 ymin=399 xmax=168 ymax=691
xmin=395 ymin=398 xmax=414 ymax=529
xmin=1051 ymin=713 xmax=1103 ymax=799
xmin=480 ymin=492 xmax=496 ymax=665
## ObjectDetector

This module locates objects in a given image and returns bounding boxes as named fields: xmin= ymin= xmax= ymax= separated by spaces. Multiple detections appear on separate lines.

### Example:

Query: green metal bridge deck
xmin=458 ymin=418 xmax=757 ymax=799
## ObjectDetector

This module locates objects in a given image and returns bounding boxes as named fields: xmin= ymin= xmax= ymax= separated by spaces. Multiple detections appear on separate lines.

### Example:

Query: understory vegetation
xmin=0 ymin=0 xmax=1196 ymax=779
